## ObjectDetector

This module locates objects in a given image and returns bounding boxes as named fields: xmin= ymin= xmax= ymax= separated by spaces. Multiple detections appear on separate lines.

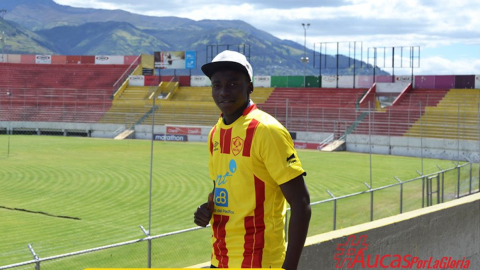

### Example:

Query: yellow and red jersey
xmin=207 ymin=103 xmax=305 ymax=268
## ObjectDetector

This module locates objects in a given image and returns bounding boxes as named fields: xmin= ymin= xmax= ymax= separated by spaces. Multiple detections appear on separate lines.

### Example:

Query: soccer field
xmin=0 ymin=135 xmax=467 ymax=268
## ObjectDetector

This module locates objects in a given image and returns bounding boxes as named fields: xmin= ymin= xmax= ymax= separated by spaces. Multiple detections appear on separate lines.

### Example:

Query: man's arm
xmin=280 ymin=174 xmax=311 ymax=270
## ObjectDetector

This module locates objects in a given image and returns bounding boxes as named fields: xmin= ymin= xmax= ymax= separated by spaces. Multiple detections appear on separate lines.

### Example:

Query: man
xmin=194 ymin=50 xmax=311 ymax=270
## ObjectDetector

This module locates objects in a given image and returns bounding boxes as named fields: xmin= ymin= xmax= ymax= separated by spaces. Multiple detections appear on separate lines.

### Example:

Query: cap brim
xmin=201 ymin=61 xmax=251 ymax=81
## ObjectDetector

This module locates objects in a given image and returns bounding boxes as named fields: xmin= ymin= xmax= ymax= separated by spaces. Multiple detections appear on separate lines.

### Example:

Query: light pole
xmin=301 ymin=23 xmax=310 ymax=87
xmin=1 ymin=9 xmax=7 ymax=63
xmin=0 ymin=31 xmax=5 ymax=63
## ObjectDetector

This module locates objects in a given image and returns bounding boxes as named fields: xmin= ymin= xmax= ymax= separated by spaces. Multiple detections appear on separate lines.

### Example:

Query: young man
xmin=194 ymin=50 xmax=311 ymax=270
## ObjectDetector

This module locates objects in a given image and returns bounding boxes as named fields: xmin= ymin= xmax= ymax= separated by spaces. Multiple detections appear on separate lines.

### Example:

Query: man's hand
xmin=194 ymin=193 xmax=214 ymax=227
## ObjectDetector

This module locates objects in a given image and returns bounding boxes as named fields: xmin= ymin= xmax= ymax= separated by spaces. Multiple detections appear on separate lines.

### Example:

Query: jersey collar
xmin=242 ymin=100 xmax=257 ymax=116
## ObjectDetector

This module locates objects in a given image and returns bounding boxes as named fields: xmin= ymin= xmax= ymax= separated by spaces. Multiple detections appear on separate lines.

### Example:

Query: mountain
xmin=0 ymin=0 xmax=387 ymax=76
xmin=0 ymin=19 xmax=54 ymax=54
xmin=36 ymin=21 xmax=173 ymax=55
xmin=1 ymin=0 xmax=196 ymax=31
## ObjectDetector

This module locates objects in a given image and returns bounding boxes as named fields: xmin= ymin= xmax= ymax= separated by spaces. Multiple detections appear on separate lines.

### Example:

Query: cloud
xmin=51 ymin=0 xmax=480 ymax=75
xmin=393 ymin=56 xmax=480 ymax=75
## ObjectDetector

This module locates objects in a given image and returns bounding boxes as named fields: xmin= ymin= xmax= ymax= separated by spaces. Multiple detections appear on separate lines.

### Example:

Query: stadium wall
xmin=0 ymin=122 xmax=125 ymax=138
xmin=186 ymin=75 xmax=478 ymax=89
xmin=346 ymin=134 xmax=480 ymax=162
xmin=299 ymin=193 xmax=480 ymax=270
xmin=3 ymin=121 xmax=477 ymax=162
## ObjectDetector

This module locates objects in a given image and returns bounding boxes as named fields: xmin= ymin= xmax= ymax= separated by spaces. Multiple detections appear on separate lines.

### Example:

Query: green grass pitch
xmin=0 ymin=135 xmax=471 ymax=268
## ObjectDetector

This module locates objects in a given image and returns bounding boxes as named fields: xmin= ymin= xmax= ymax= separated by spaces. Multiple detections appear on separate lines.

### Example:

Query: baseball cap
xmin=201 ymin=50 xmax=253 ymax=82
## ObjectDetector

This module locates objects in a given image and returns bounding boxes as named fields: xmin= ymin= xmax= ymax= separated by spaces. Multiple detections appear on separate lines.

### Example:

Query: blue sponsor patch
xmin=214 ymin=188 xmax=228 ymax=207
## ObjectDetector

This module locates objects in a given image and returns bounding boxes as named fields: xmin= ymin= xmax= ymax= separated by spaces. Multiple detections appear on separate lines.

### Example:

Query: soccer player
xmin=194 ymin=50 xmax=311 ymax=270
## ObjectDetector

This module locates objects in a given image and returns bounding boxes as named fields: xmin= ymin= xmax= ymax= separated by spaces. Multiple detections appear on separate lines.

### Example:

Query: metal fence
xmin=1 ymin=87 xmax=480 ymax=269
xmin=0 ymin=160 xmax=478 ymax=270
xmin=2 ymin=88 xmax=480 ymax=142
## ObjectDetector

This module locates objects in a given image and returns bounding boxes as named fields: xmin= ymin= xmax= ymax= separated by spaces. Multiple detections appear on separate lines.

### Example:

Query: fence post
xmin=28 ymin=244 xmax=40 ymax=270
xmin=437 ymin=165 xmax=445 ymax=203
xmin=140 ymin=225 xmax=152 ymax=268
xmin=327 ymin=190 xmax=336 ymax=231
xmin=456 ymin=162 xmax=461 ymax=198
xmin=285 ymin=98 xmax=289 ymax=129
xmin=364 ymin=182 xmax=373 ymax=221
xmin=469 ymin=161 xmax=473 ymax=195
xmin=394 ymin=176 xmax=403 ymax=214
xmin=306 ymin=94 xmax=310 ymax=132
xmin=436 ymin=174 xmax=440 ymax=205
xmin=420 ymin=101 xmax=424 ymax=175
xmin=417 ymin=170 xmax=425 ymax=208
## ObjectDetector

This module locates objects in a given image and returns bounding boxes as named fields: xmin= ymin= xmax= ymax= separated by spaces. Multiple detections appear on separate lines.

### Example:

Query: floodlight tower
xmin=301 ymin=23 xmax=310 ymax=87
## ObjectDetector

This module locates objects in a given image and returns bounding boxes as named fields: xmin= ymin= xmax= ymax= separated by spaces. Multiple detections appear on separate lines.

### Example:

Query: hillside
xmin=0 ymin=19 xmax=54 ymax=54
xmin=36 ymin=21 xmax=173 ymax=55
xmin=0 ymin=0 xmax=388 ymax=76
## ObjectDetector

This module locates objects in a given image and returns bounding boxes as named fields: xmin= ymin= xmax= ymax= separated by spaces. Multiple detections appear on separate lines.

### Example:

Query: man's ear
xmin=248 ymin=81 xmax=254 ymax=94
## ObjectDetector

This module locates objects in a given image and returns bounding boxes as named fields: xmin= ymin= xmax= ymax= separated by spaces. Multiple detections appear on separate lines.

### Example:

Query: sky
xmin=52 ymin=0 xmax=480 ymax=75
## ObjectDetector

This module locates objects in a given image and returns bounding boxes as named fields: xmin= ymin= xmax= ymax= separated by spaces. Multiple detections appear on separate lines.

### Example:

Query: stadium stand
xmin=353 ymin=88 xmax=450 ymax=136
xmin=98 ymin=84 xmax=153 ymax=126
xmin=139 ymin=87 xmax=275 ymax=126
xmin=2 ymin=58 xmax=478 ymax=143
xmin=0 ymin=63 xmax=131 ymax=122
xmin=405 ymin=89 xmax=480 ymax=140
xmin=257 ymin=88 xmax=368 ymax=134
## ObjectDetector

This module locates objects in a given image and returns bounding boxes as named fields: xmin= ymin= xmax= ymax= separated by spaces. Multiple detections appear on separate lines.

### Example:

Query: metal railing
xmin=306 ymin=162 xmax=478 ymax=231
xmin=1 ymin=161 xmax=478 ymax=270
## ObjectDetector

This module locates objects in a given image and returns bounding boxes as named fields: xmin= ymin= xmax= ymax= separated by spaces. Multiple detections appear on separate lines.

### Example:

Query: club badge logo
xmin=231 ymin=136 xmax=244 ymax=156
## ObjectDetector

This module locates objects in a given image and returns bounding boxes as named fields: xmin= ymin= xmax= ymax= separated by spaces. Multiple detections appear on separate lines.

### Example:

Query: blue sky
xmin=52 ymin=0 xmax=479 ymax=75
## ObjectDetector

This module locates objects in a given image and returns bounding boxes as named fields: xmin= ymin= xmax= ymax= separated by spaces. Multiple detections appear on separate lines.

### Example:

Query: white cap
xmin=201 ymin=50 xmax=253 ymax=81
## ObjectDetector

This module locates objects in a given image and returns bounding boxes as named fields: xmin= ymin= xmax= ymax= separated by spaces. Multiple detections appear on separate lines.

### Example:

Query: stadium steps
xmin=404 ymin=89 xmax=480 ymax=140
xmin=169 ymin=86 xmax=275 ymax=104
xmin=99 ymin=85 xmax=157 ymax=125
xmin=114 ymin=129 xmax=135 ymax=140
xmin=117 ymin=86 xmax=152 ymax=100
xmin=141 ymin=101 xmax=220 ymax=126
xmin=321 ymin=140 xmax=346 ymax=152
xmin=171 ymin=87 xmax=212 ymax=102
xmin=135 ymin=86 xmax=274 ymax=127
xmin=98 ymin=100 xmax=152 ymax=125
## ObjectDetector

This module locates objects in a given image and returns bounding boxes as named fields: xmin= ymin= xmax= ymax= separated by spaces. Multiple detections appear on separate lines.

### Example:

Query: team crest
xmin=231 ymin=136 xmax=244 ymax=156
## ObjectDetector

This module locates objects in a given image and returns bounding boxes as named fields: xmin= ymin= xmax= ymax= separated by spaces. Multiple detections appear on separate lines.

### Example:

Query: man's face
xmin=211 ymin=70 xmax=253 ymax=123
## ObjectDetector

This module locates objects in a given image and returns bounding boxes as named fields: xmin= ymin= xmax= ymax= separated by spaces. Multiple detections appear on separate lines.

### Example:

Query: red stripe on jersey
xmin=209 ymin=126 xmax=217 ymax=155
xmin=242 ymin=119 xmax=260 ymax=157
xmin=213 ymin=214 xmax=230 ymax=268
xmin=242 ymin=176 xmax=266 ymax=268
xmin=220 ymin=128 xmax=232 ymax=154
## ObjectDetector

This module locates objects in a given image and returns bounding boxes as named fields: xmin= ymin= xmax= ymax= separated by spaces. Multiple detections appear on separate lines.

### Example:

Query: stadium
xmin=0 ymin=48 xmax=479 ymax=269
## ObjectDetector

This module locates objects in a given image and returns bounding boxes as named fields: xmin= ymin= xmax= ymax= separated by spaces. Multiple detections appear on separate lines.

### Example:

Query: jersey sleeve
xmin=258 ymin=122 xmax=305 ymax=186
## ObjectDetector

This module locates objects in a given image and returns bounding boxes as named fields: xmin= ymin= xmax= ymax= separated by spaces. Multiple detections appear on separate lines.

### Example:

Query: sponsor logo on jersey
xmin=231 ymin=136 xmax=244 ymax=156
xmin=214 ymin=159 xmax=237 ymax=208
xmin=214 ymin=188 xmax=228 ymax=207
xmin=286 ymin=153 xmax=298 ymax=166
